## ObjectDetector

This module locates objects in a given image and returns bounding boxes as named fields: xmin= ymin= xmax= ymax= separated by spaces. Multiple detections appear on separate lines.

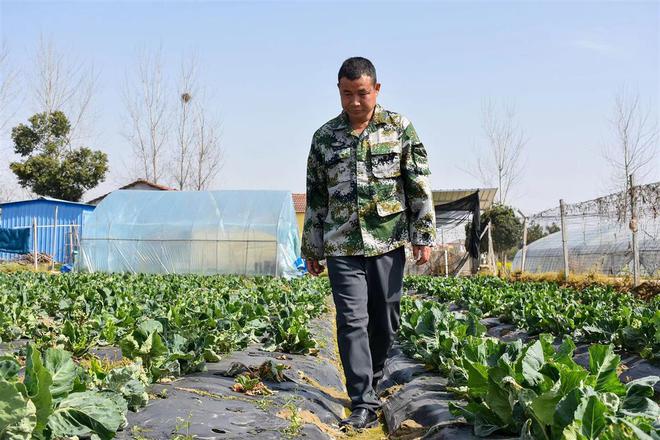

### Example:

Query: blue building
xmin=0 ymin=197 xmax=95 ymax=263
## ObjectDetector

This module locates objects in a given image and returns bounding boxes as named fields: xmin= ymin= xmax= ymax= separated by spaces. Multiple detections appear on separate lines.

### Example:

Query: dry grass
xmin=0 ymin=261 xmax=55 ymax=273
xmin=508 ymin=270 xmax=630 ymax=288
xmin=505 ymin=271 xmax=659 ymax=299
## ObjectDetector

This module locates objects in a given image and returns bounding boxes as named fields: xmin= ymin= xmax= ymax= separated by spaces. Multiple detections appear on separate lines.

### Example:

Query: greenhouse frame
xmin=513 ymin=182 xmax=660 ymax=276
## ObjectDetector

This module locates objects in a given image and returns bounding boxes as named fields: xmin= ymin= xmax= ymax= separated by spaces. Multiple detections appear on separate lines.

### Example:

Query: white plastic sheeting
xmin=77 ymin=190 xmax=301 ymax=277
xmin=513 ymin=217 xmax=660 ymax=276
xmin=513 ymin=182 xmax=660 ymax=276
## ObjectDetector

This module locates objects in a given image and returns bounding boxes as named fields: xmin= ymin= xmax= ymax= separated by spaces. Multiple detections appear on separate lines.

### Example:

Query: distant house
xmin=86 ymin=179 xmax=176 ymax=205
xmin=292 ymin=193 xmax=306 ymax=237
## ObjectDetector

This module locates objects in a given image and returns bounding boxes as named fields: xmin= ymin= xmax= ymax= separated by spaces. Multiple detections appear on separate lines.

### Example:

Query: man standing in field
xmin=302 ymin=57 xmax=436 ymax=429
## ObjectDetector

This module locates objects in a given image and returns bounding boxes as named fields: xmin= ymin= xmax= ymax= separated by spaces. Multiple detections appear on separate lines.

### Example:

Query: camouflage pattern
xmin=302 ymin=104 xmax=436 ymax=259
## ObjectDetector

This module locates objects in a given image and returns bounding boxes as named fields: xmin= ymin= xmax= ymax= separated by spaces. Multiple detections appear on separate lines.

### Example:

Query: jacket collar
xmin=331 ymin=104 xmax=389 ymax=131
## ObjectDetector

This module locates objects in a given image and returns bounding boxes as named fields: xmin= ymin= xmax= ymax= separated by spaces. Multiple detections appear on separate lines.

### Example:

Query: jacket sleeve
xmin=400 ymin=118 xmax=437 ymax=246
xmin=301 ymin=135 xmax=328 ymax=260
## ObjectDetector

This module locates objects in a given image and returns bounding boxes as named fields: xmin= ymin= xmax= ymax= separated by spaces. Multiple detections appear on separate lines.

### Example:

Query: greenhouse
xmin=77 ymin=190 xmax=302 ymax=276
xmin=513 ymin=219 xmax=660 ymax=275
xmin=513 ymin=182 xmax=660 ymax=276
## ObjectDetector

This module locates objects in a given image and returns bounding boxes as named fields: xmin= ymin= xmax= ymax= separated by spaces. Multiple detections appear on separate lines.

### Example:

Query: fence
xmin=1 ymin=217 xmax=81 ymax=269
xmin=512 ymin=177 xmax=660 ymax=284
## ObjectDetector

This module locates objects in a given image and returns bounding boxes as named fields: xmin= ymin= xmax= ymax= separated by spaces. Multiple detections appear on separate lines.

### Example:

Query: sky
xmin=0 ymin=0 xmax=658 ymax=214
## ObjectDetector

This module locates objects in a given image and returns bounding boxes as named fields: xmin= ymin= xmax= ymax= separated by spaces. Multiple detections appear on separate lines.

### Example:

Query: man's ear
xmin=375 ymin=82 xmax=381 ymax=92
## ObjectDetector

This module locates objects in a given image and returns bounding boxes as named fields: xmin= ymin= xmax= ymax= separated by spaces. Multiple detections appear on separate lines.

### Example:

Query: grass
xmin=130 ymin=425 xmax=154 ymax=440
xmin=0 ymin=261 xmax=55 ymax=273
xmin=505 ymin=270 xmax=659 ymax=296
xmin=172 ymin=412 xmax=195 ymax=439
xmin=279 ymin=400 xmax=304 ymax=438
xmin=255 ymin=396 xmax=275 ymax=411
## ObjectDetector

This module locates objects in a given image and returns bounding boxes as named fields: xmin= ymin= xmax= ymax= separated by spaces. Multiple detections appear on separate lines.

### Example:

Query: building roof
xmin=120 ymin=179 xmax=176 ymax=192
xmin=432 ymin=188 xmax=498 ymax=211
xmin=292 ymin=193 xmax=306 ymax=213
xmin=86 ymin=179 xmax=176 ymax=205
xmin=0 ymin=196 xmax=94 ymax=208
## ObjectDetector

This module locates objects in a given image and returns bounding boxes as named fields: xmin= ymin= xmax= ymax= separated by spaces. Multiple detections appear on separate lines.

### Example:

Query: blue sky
xmin=1 ymin=0 xmax=658 ymax=213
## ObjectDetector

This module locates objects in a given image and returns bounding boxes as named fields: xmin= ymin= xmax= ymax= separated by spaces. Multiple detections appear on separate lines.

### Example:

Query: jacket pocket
xmin=376 ymin=198 xmax=405 ymax=217
xmin=370 ymin=141 xmax=401 ymax=178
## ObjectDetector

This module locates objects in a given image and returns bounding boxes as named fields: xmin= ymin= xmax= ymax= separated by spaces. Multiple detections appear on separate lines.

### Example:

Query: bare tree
xmin=122 ymin=47 xmax=221 ymax=189
xmin=172 ymin=54 xmax=198 ymax=190
xmin=603 ymin=88 xmax=658 ymax=194
xmin=0 ymin=169 xmax=34 ymax=203
xmin=170 ymin=52 xmax=222 ymax=190
xmin=122 ymin=47 xmax=170 ymax=184
xmin=190 ymin=105 xmax=223 ymax=190
xmin=1 ymin=42 xmax=26 ymax=202
xmin=33 ymin=35 xmax=98 ymax=144
xmin=472 ymin=99 xmax=527 ymax=204
xmin=0 ymin=172 xmax=18 ymax=203
xmin=0 ymin=41 xmax=20 ymax=136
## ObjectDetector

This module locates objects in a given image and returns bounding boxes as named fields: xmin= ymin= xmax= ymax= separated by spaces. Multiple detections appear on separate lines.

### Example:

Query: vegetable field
xmin=1 ymin=272 xmax=658 ymax=439
xmin=396 ymin=276 xmax=660 ymax=439
xmin=0 ymin=273 xmax=331 ymax=439
xmin=404 ymin=276 xmax=659 ymax=361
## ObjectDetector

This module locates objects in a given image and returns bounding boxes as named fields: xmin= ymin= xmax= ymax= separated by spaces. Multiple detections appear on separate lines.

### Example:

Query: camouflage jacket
xmin=301 ymin=104 xmax=436 ymax=259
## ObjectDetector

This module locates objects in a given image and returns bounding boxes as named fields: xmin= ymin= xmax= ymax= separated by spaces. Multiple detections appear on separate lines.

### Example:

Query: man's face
xmin=338 ymin=75 xmax=381 ymax=122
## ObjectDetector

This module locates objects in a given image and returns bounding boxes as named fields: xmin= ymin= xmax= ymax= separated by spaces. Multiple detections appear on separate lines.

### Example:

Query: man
xmin=302 ymin=57 xmax=436 ymax=429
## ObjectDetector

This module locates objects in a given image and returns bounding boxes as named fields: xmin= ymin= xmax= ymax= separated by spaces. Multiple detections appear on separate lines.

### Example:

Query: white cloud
xmin=572 ymin=39 xmax=616 ymax=55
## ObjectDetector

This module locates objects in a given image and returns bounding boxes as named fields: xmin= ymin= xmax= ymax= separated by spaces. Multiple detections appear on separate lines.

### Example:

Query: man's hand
xmin=412 ymin=245 xmax=431 ymax=266
xmin=306 ymin=259 xmax=325 ymax=276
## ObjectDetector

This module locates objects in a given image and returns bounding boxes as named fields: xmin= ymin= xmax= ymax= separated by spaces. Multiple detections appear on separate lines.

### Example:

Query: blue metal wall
xmin=0 ymin=198 xmax=95 ymax=263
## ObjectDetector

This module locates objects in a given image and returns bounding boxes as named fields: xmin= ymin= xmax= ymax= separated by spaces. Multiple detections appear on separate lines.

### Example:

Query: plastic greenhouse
xmin=512 ymin=219 xmax=660 ymax=275
xmin=77 ymin=190 xmax=302 ymax=277
xmin=512 ymin=182 xmax=660 ymax=276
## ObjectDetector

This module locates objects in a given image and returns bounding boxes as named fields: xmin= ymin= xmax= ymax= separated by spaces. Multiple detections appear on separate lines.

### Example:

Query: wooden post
xmin=439 ymin=228 xmax=448 ymax=276
xmin=629 ymin=174 xmax=641 ymax=286
xmin=73 ymin=224 xmax=80 ymax=265
xmin=51 ymin=206 xmax=58 ymax=270
xmin=521 ymin=216 xmax=528 ymax=272
xmin=33 ymin=217 xmax=38 ymax=270
xmin=487 ymin=221 xmax=496 ymax=274
xmin=68 ymin=223 xmax=73 ymax=264
xmin=559 ymin=199 xmax=569 ymax=279
xmin=74 ymin=224 xmax=80 ymax=248
xmin=73 ymin=224 xmax=80 ymax=264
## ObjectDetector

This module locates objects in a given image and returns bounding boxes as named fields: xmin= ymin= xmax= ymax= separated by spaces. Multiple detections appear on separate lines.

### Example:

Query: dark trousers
xmin=326 ymin=246 xmax=405 ymax=413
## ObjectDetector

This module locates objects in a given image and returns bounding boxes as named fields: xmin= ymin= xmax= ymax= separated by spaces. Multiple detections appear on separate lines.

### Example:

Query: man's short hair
xmin=338 ymin=57 xmax=377 ymax=85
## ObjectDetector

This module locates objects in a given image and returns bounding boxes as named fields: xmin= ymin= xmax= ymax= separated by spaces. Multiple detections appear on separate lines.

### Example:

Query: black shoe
xmin=339 ymin=408 xmax=379 ymax=430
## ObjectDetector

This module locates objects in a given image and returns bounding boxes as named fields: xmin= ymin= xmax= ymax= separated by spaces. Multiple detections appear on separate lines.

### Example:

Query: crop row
xmin=404 ymin=276 xmax=659 ymax=362
xmin=399 ymin=297 xmax=660 ymax=439
xmin=0 ymin=273 xmax=331 ymax=439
